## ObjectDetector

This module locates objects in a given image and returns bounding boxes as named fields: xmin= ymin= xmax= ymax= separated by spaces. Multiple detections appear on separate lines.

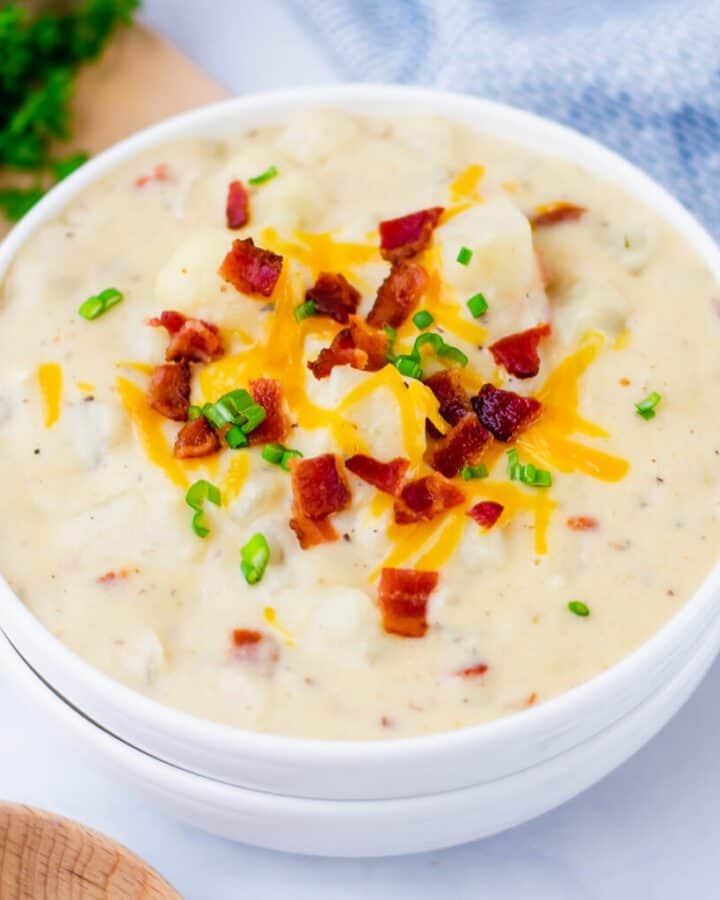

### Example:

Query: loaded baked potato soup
xmin=1 ymin=110 xmax=719 ymax=739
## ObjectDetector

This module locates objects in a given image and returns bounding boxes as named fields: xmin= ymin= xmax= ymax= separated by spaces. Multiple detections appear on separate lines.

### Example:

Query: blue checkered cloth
xmin=287 ymin=0 xmax=720 ymax=236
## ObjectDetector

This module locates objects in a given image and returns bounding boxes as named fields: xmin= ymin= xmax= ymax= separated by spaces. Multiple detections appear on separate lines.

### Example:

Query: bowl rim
xmin=2 ymin=82 xmax=720 ymax=768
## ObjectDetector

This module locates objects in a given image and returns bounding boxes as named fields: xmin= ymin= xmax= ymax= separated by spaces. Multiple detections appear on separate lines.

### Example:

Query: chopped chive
xmin=280 ymin=448 xmax=303 ymax=471
xmin=261 ymin=443 xmax=285 ymax=465
xmin=461 ymin=464 xmax=489 ymax=481
xmin=240 ymin=402 xmax=267 ymax=434
xmin=413 ymin=332 xmax=444 ymax=356
xmin=456 ymin=246 xmax=473 ymax=266
xmin=635 ymin=391 xmax=661 ymax=420
xmin=384 ymin=324 xmax=397 ymax=361
xmin=507 ymin=448 xmax=552 ymax=487
xmin=240 ymin=533 xmax=270 ymax=585
xmin=438 ymin=343 xmax=469 ymax=367
xmin=187 ymin=405 xmax=203 ymax=421
xmin=568 ymin=600 xmax=590 ymax=617
xmin=248 ymin=165 xmax=278 ymax=186
xmin=394 ymin=354 xmax=424 ymax=380
xmin=186 ymin=479 xmax=221 ymax=538
xmin=506 ymin=448 xmax=522 ymax=480
xmin=294 ymin=299 xmax=317 ymax=323
xmin=467 ymin=292 xmax=488 ymax=318
xmin=412 ymin=310 xmax=434 ymax=330
xmin=226 ymin=424 xmax=249 ymax=449
xmin=78 ymin=287 xmax=123 ymax=321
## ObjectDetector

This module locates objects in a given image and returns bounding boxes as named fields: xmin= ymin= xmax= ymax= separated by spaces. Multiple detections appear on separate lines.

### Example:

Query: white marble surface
xmin=2 ymin=2 xmax=718 ymax=896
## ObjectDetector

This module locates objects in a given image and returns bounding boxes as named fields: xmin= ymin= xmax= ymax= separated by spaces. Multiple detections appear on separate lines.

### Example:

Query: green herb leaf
xmin=51 ymin=150 xmax=88 ymax=181
xmin=0 ymin=185 xmax=44 ymax=221
xmin=635 ymin=391 xmax=661 ymax=420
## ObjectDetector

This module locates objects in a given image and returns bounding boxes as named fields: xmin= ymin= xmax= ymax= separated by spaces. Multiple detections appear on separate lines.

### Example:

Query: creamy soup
xmin=1 ymin=110 xmax=719 ymax=740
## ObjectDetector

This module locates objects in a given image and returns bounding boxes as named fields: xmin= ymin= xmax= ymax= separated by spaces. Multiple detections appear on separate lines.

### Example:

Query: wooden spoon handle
xmin=0 ymin=803 xmax=181 ymax=899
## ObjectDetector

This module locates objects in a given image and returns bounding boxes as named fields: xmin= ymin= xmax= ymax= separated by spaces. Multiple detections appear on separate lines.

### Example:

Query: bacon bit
xmin=471 ymin=383 xmax=542 ymax=443
xmin=166 ymin=319 xmax=224 ymax=364
xmin=380 ymin=715 xmax=394 ymax=728
xmin=423 ymin=369 xmax=471 ymax=427
xmin=530 ymin=201 xmax=586 ymax=229
xmin=394 ymin=474 xmax=465 ymax=525
xmin=174 ymin=416 xmax=220 ymax=459
xmin=290 ymin=454 xmax=351 ymax=521
xmin=379 ymin=206 xmax=445 ymax=262
xmin=231 ymin=629 xmax=280 ymax=668
xmin=219 ymin=237 xmax=283 ymax=298
xmin=457 ymin=663 xmax=489 ymax=677
xmin=308 ymin=315 xmax=388 ymax=379
xmin=226 ymin=180 xmax=249 ymax=229
xmin=378 ymin=567 xmax=439 ymax=638
xmin=345 ymin=454 xmax=410 ymax=496
xmin=526 ymin=691 xmax=538 ymax=707
xmin=430 ymin=415 xmax=490 ymax=478
xmin=289 ymin=510 xmax=338 ymax=549
xmin=306 ymin=272 xmax=361 ymax=324
xmin=135 ymin=163 xmax=170 ymax=188
xmin=248 ymin=378 xmax=290 ymax=446
xmin=148 ymin=309 xmax=186 ymax=334
xmin=366 ymin=260 xmax=428 ymax=329
xmin=147 ymin=362 xmax=191 ymax=421
xmin=566 ymin=515 xmax=598 ymax=532
xmin=97 ymin=568 xmax=137 ymax=584
xmin=466 ymin=501 xmax=504 ymax=529
xmin=489 ymin=324 xmax=551 ymax=380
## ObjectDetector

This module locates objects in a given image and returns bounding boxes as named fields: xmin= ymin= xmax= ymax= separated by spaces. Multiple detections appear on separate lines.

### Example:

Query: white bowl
xmin=2 ymin=85 xmax=720 ymax=804
xmin=2 ymin=615 xmax=718 ymax=857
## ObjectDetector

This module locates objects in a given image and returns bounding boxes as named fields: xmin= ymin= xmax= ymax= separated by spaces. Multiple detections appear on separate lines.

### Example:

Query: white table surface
xmin=2 ymin=3 xmax=718 ymax=897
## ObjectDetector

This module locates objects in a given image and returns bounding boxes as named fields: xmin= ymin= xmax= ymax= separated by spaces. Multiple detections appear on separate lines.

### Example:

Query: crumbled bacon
xmin=290 ymin=454 xmax=351 ymax=522
xmin=226 ymin=180 xmax=249 ymax=229
xmin=289 ymin=510 xmax=339 ymax=549
xmin=566 ymin=515 xmax=598 ymax=532
xmin=135 ymin=163 xmax=170 ymax=188
xmin=424 ymin=369 xmax=471 ymax=427
xmin=231 ymin=629 xmax=279 ymax=669
xmin=147 ymin=362 xmax=191 ymax=421
xmin=148 ymin=309 xmax=186 ymax=334
xmin=166 ymin=319 xmax=224 ymax=364
xmin=378 ymin=567 xmax=439 ymax=638
xmin=457 ymin=663 xmax=489 ymax=677
xmin=394 ymin=474 xmax=465 ymax=525
xmin=530 ymin=202 xmax=586 ymax=229
xmin=97 ymin=568 xmax=137 ymax=584
xmin=379 ymin=206 xmax=445 ymax=262
xmin=308 ymin=315 xmax=388 ymax=379
xmin=471 ymin=383 xmax=542 ymax=442
xmin=306 ymin=272 xmax=361 ymax=324
xmin=248 ymin=378 xmax=289 ymax=446
xmin=219 ymin=237 xmax=283 ymax=298
xmin=489 ymin=324 xmax=551 ymax=380
xmin=366 ymin=260 xmax=428 ymax=329
xmin=345 ymin=454 xmax=409 ymax=496
xmin=466 ymin=501 xmax=504 ymax=529
xmin=174 ymin=416 xmax=220 ymax=459
xmin=430 ymin=415 xmax=490 ymax=478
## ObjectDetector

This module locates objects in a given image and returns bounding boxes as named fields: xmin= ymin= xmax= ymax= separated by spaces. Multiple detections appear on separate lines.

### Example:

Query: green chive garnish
xmin=461 ymin=464 xmax=489 ymax=481
xmin=186 ymin=479 xmax=221 ymax=539
xmin=635 ymin=391 xmax=661 ymax=420
xmin=413 ymin=332 xmax=468 ymax=368
xmin=201 ymin=389 xmax=264 ymax=438
xmin=413 ymin=310 xmax=434 ymax=330
xmin=568 ymin=600 xmax=590 ymax=617
xmin=506 ymin=448 xmax=552 ymax=487
xmin=294 ymin=299 xmax=317 ymax=323
xmin=394 ymin=354 xmax=424 ymax=380
xmin=438 ymin=343 xmax=469 ymax=367
xmin=187 ymin=405 xmax=203 ymax=421
xmin=384 ymin=324 xmax=397 ymax=361
xmin=225 ymin=424 xmax=249 ymax=449
xmin=78 ymin=287 xmax=123 ymax=321
xmin=456 ymin=246 xmax=473 ymax=266
xmin=240 ymin=402 xmax=266 ymax=434
xmin=240 ymin=533 xmax=270 ymax=585
xmin=248 ymin=165 xmax=278 ymax=186
xmin=261 ymin=443 xmax=303 ymax=471
xmin=467 ymin=292 xmax=488 ymax=318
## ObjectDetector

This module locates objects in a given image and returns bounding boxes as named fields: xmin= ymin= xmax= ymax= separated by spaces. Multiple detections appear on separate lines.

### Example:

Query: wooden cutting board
xmin=0 ymin=22 xmax=228 ymax=239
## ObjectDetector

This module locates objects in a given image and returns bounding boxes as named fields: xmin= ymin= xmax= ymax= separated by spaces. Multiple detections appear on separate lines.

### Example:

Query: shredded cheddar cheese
xmin=37 ymin=363 xmax=62 ymax=428
xmin=450 ymin=164 xmax=485 ymax=203
xmin=263 ymin=606 xmax=295 ymax=646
